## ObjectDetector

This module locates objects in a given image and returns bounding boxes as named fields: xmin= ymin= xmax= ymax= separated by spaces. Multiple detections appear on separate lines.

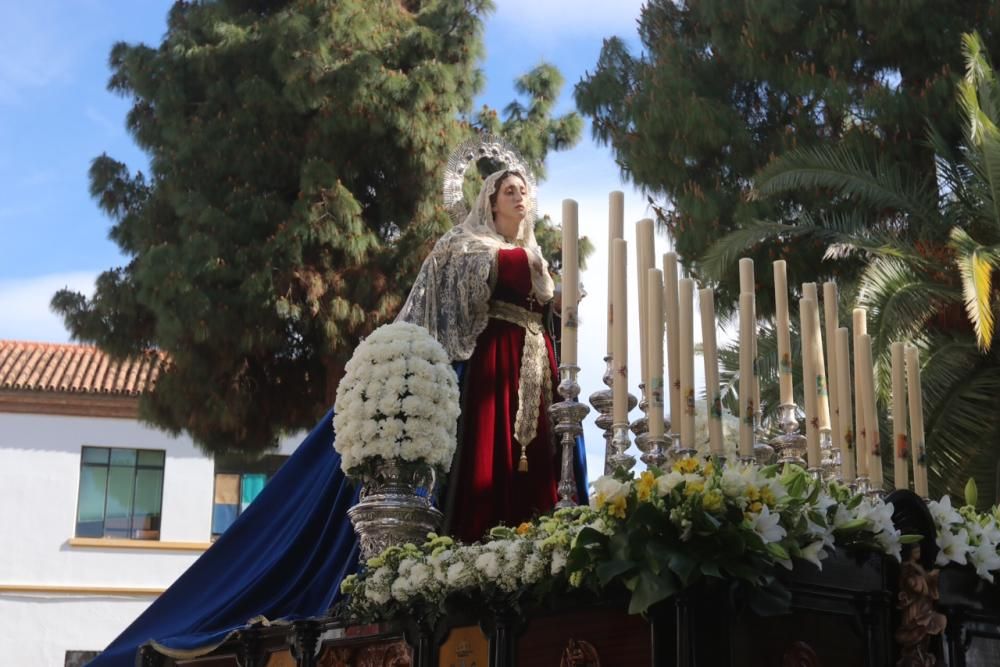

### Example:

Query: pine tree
xmin=575 ymin=0 xmax=1000 ymax=314
xmin=53 ymin=0 xmax=581 ymax=453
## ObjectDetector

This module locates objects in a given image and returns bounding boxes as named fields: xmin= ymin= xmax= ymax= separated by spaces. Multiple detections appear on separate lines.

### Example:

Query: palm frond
xmin=700 ymin=210 xmax=874 ymax=279
xmin=949 ymin=227 xmax=999 ymax=350
xmin=857 ymin=256 xmax=959 ymax=351
xmin=700 ymin=220 xmax=808 ymax=278
xmin=754 ymin=145 xmax=939 ymax=227
xmin=918 ymin=335 xmax=1000 ymax=505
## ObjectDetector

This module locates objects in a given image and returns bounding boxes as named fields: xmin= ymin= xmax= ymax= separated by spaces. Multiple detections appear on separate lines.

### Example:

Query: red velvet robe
xmin=450 ymin=247 xmax=560 ymax=542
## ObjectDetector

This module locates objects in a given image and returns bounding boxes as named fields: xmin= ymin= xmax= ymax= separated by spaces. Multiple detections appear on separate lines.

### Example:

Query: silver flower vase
xmin=347 ymin=460 xmax=443 ymax=561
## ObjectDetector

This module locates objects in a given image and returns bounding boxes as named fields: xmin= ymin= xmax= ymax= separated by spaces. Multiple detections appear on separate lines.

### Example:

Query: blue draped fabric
xmin=90 ymin=385 xmax=590 ymax=665
xmin=574 ymin=433 xmax=589 ymax=503
xmin=89 ymin=408 xmax=360 ymax=665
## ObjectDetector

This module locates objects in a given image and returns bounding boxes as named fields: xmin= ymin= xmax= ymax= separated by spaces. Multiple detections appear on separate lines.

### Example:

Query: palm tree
xmin=704 ymin=33 xmax=1000 ymax=505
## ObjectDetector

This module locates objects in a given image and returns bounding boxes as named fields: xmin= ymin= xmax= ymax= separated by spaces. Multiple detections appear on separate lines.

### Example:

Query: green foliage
xmin=712 ymin=32 xmax=1000 ymax=504
xmin=341 ymin=461 xmax=917 ymax=624
xmin=966 ymin=477 xmax=980 ymax=509
xmin=53 ymin=0 xmax=581 ymax=453
xmin=576 ymin=0 xmax=1000 ymax=316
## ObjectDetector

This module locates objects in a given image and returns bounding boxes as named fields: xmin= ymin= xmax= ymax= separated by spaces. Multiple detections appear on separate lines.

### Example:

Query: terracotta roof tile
xmin=0 ymin=340 xmax=163 ymax=396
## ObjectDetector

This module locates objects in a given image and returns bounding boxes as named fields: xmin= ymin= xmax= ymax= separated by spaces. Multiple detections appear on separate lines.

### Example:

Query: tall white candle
xmin=739 ymin=258 xmax=761 ymax=423
xmin=823 ymin=282 xmax=841 ymax=463
xmin=802 ymin=283 xmax=831 ymax=431
xmin=612 ymin=239 xmax=629 ymax=425
xmin=636 ymin=219 xmax=655 ymax=389
xmin=858 ymin=333 xmax=883 ymax=489
xmin=607 ymin=192 xmax=624 ymax=356
xmin=890 ymin=342 xmax=909 ymax=490
xmin=739 ymin=258 xmax=755 ymax=294
xmin=835 ymin=328 xmax=856 ymax=481
xmin=773 ymin=260 xmax=794 ymax=405
xmin=906 ymin=345 xmax=929 ymax=497
xmin=800 ymin=298 xmax=822 ymax=467
xmin=663 ymin=253 xmax=681 ymax=430
xmin=700 ymin=287 xmax=724 ymax=456
xmin=739 ymin=292 xmax=756 ymax=458
xmin=852 ymin=308 xmax=869 ymax=477
xmin=648 ymin=269 xmax=665 ymax=438
xmin=560 ymin=199 xmax=579 ymax=367
xmin=679 ymin=278 xmax=696 ymax=448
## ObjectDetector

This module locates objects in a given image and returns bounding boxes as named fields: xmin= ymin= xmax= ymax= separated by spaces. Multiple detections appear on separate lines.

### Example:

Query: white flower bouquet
xmin=333 ymin=322 xmax=461 ymax=477
xmin=339 ymin=460 xmax=925 ymax=623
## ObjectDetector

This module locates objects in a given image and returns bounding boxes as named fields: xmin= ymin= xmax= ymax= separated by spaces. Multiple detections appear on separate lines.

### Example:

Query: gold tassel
xmin=518 ymin=445 xmax=529 ymax=472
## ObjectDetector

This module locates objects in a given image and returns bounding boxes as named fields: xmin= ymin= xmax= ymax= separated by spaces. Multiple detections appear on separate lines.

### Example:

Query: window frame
xmin=75 ymin=445 xmax=165 ymax=541
xmin=210 ymin=453 xmax=287 ymax=537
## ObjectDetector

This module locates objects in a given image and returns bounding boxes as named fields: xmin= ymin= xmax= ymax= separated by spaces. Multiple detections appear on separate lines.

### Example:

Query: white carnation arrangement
xmin=333 ymin=322 xmax=461 ymax=477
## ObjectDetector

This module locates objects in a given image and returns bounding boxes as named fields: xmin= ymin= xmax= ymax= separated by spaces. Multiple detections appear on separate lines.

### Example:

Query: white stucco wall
xmin=0 ymin=410 xmax=304 ymax=665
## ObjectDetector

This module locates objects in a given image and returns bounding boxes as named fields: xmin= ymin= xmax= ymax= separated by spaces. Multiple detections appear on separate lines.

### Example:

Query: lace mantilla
xmin=396 ymin=227 xmax=495 ymax=362
xmin=397 ymin=169 xmax=553 ymax=361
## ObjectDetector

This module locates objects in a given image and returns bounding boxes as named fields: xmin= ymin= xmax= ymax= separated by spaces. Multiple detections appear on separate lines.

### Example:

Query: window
xmin=76 ymin=447 xmax=165 ymax=540
xmin=212 ymin=453 xmax=287 ymax=536
xmin=65 ymin=650 xmax=100 ymax=666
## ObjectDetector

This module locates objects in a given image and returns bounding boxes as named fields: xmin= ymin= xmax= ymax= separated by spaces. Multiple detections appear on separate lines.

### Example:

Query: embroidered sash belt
xmin=488 ymin=301 xmax=552 ymax=459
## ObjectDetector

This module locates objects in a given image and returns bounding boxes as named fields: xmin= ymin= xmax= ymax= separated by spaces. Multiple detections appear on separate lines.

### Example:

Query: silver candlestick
xmin=769 ymin=403 xmax=807 ymax=467
xmin=636 ymin=433 xmax=669 ymax=468
xmin=549 ymin=364 xmax=590 ymax=508
xmin=609 ymin=422 xmax=636 ymax=473
xmin=589 ymin=355 xmax=636 ymax=475
xmin=753 ymin=405 xmax=775 ymax=466
xmin=819 ymin=429 xmax=841 ymax=482
xmin=633 ymin=382 xmax=670 ymax=468
xmin=631 ymin=382 xmax=649 ymax=441
xmin=854 ymin=475 xmax=871 ymax=496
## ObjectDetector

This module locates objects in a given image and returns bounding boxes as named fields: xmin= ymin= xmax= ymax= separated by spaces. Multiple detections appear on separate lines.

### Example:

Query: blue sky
xmin=0 ymin=0 xmax=656 ymax=339
xmin=0 ymin=1 xmax=692 ymax=472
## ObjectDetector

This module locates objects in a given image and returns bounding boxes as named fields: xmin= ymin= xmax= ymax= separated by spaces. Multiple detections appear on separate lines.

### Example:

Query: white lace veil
xmin=396 ymin=169 xmax=555 ymax=361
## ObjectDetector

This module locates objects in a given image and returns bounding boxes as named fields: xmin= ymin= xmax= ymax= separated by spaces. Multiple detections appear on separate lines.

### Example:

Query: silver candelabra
xmin=549 ymin=364 xmax=590 ymax=508
xmin=589 ymin=355 xmax=637 ymax=475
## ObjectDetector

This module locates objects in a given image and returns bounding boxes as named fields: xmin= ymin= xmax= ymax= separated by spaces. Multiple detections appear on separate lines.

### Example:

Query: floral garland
xmin=340 ymin=459 xmax=917 ymax=622
xmin=332 ymin=321 xmax=461 ymax=477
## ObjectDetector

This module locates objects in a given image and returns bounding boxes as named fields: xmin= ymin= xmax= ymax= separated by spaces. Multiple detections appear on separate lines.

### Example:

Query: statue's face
xmin=491 ymin=174 xmax=527 ymax=241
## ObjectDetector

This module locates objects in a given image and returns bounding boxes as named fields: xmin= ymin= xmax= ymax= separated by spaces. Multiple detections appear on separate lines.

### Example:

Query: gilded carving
xmin=895 ymin=545 xmax=946 ymax=667
xmin=559 ymin=638 xmax=600 ymax=667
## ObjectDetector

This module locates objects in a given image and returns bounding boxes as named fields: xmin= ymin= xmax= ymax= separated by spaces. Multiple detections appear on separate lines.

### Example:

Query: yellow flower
xmin=748 ymin=500 xmax=763 ymax=514
xmin=594 ymin=492 xmax=608 ymax=510
xmin=636 ymin=471 xmax=657 ymax=502
xmin=683 ymin=480 xmax=705 ymax=497
xmin=703 ymin=461 xmax=715 ymax=477
xmin=516 ymin=522 xmax=532 ymax=536
xmin=760 ymin=486 xmax=776 ymax=507
xmin=608 ymin=495 xmax=628 ymax=519
xmin=673 ymin=457 xmax=699 ymax=474
xmin=702 ymin=489 xmax=724 ymax=513
xmin=746 ymin=484 xmax=760 ymax=503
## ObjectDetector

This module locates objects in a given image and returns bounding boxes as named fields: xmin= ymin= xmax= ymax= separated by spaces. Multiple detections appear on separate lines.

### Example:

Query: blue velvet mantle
xmin=89 ymin=407 xmax=588 ymax=665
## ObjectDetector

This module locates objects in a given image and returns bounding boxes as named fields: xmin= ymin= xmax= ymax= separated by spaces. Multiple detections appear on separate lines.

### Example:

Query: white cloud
xmin=0 ymin=272 xmax=96 ymax=343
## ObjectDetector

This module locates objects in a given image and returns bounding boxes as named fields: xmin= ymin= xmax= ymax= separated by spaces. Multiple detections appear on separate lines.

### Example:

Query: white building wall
xmin=0 ymin=410 xmax=305 ymax=665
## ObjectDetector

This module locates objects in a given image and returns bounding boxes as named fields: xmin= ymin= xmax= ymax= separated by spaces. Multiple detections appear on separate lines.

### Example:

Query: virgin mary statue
xmin=89 ymin=143 xmax=587 ymax=666
xmin=398 ymin=166 xmax=588 ymax=542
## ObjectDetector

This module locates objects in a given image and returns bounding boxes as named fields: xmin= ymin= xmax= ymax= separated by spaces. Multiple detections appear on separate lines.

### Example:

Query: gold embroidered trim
xmin=488 ymin=301 xmax=551 ymax=469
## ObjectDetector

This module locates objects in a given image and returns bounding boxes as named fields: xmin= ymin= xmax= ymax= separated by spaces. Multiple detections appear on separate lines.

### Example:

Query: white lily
xmin=800 ymin=540 xmax=829 ymax=570
xmin=936 ymin=528 xmax=970 ymax=567
xmin=748 ymin=505 xmax=786 ymax=544
xmin=969 ymin=540 xmax=1000 ymax=582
